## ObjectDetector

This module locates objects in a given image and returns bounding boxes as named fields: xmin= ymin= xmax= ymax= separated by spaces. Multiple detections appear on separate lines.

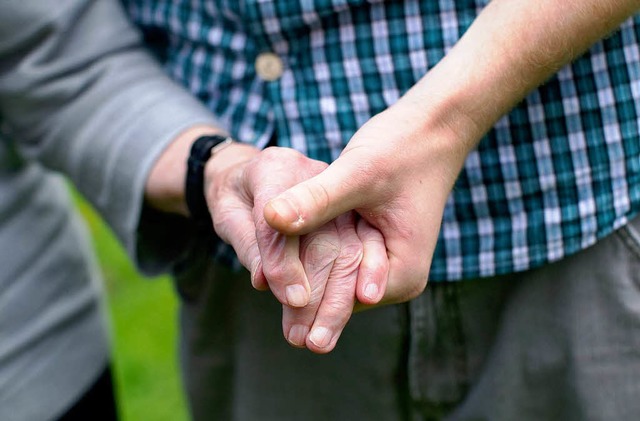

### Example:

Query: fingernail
xmin=249 ymin=257 xmax=260 ymax=289
xmin=364 ymin=283 xmax=379 ymax=301
xmin=269 ymin=199 xmax=303 ymax=226
xmin=309 ymin=327 xmax=332 ymax=348
xmin=250 ymin=266 xmax=258 ymax=288
xmin=285 ymin=284 xmax=309 ymax=307
xmin=287 ymin=324 xmax=309 ymax=348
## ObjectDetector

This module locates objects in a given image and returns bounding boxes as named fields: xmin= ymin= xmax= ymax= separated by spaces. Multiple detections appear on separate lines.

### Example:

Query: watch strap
xmin=185 ymin=135 xmax=232 ymax=228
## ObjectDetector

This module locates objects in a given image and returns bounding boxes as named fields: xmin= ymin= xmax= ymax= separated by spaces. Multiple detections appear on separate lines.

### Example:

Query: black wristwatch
xmin=185 ymin=134 xmax=233 ymax=228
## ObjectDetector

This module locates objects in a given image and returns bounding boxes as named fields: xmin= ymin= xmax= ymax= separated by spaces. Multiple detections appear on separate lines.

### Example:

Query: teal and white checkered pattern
xmin=125 ymin=0 xmax=640 ymax=281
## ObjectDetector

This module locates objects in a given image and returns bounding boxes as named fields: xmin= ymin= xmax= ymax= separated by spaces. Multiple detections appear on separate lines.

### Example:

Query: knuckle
xmin=335 ymin=242 xmax=363 ymax=271
xmin=262 ymin=261 xmax=290 ymax=284
xmin=362 ymin=256 xmax=389 ymax=283
xmin=261 ymin=146 xmax=303 ymax=164
xmin=308 ymin=159 xmax=328 ymax=174
xmin=255 ymin=216 xmax=275 ymax=237
xmin=306 ymin=182 xmax=332 ymax=217
xmin=304 ymin=237 xmax=341 ymax=271
xmin=361 ymin=241 xmax=389 ymax=272
xmin=260 ymin=146 xmax=283 ymax=160
xmin=262 ymin=258 xmax=303 ymax=288
xmin=319 ymin=294 xmax=355 ymax=325
xmin=308 ymin=279 xmax=327 ymax=301
xmin=360 ymin=225 xmax=385 ymax=244
xmin=251 ymin=147 xmax=299 ymax=180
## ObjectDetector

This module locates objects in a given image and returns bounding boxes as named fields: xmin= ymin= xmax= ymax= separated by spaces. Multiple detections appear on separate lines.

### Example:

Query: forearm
xmin=398 ymin=0 xmax=638 ymax=153
xmin=0 ymin=0 xmax=221 ymax=267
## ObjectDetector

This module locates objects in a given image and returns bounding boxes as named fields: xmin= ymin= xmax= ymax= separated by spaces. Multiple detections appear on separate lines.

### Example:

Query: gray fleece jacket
xmin=0 ymin=1 xmax=218 ymax=419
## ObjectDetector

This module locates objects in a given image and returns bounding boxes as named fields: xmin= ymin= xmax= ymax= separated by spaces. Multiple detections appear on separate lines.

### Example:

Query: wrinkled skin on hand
xmin=264 ymin=102 xmax=469 ymax=305
xmin=205 ymin=145 xmax=388 ymax=353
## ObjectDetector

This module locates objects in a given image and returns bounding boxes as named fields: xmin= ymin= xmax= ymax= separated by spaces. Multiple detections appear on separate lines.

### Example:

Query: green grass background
xmin=75 ymin=195 xmax=189 ymax=421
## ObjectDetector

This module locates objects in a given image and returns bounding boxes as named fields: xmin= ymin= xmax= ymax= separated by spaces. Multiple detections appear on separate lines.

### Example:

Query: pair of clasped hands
xmin=202 ymin=101 xmax=469 ymax=354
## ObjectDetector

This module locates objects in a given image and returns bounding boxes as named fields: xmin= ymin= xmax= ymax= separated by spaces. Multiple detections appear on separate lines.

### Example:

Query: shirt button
xmin=255 ymin=52 xmax=284 ymax=81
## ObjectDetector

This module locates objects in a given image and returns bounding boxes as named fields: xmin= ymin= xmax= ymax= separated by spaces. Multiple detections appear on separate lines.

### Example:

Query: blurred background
xmin=74 ymin=193 xmax=189 ymax=421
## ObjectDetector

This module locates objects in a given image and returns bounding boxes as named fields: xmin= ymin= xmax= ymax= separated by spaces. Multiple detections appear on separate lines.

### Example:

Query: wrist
xmin=144 ymin=125 xmax=226 ymax=216
xmin=386 ymin=95 xmax=475 ymax=189
xmin=203 ymin=142 xmax=260 ymax=207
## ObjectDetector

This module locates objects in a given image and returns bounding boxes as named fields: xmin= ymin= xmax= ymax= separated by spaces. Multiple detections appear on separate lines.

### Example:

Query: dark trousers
xmin=179 ymin=216 xmax=640 ymax=420
xmin=57 ymin=366 xmax=118 ymax=421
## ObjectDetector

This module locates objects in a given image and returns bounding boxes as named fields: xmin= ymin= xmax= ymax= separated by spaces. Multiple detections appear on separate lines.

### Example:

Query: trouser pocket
xmin=616 ymin=215 xmax=640 ymax=261
xmin=614 ymin=215 xmax=640 ymax=290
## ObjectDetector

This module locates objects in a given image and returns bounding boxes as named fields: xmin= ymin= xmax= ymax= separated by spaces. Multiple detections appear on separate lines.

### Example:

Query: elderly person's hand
xmin=204 ymin=144 xmax=388 ymax=353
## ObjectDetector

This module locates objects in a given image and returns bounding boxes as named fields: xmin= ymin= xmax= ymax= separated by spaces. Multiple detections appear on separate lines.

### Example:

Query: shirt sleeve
xmin=0 ymin=0 xmax=220 ymax=274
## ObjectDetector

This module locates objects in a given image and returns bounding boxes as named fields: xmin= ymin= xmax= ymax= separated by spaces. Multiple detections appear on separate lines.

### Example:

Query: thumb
xmin=264 ymin=161 xmax=364 ymax=235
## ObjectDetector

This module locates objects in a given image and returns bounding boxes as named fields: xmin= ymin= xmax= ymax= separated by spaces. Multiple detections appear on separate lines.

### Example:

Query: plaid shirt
xmin=125 ymin=0 xmax=640 ymax=282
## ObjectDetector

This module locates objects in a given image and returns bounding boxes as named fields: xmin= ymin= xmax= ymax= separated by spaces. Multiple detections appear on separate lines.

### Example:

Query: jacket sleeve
xmin=0 ymin=0 xmax=220 ymax=274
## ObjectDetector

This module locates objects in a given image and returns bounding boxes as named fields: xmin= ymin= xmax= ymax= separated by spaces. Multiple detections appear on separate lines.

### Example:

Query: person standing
xmin=0 ymin=1 xmax=383 ymax=418
xmin=124 ymin=0 xmax=640 ymax=420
